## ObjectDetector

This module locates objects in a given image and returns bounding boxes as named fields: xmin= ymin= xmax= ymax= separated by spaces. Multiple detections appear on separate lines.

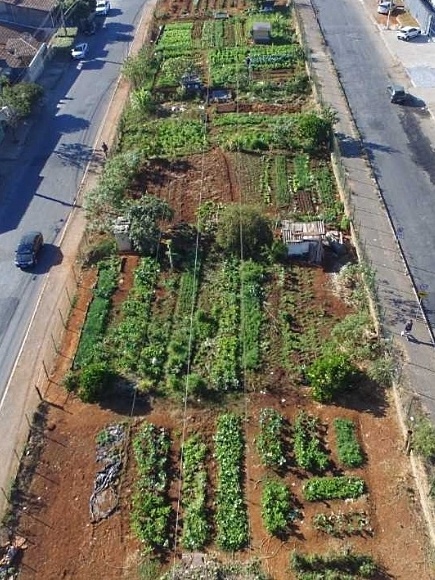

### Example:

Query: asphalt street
xmin=0 ymin=0 xmax=150 ymax=405
xmin=313 ymin=0 xmax=435 ymax=333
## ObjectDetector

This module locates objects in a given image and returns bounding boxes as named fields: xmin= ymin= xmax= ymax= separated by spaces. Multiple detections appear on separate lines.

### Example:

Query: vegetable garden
xmin=12 ymin=0 xmax=433 ymax=579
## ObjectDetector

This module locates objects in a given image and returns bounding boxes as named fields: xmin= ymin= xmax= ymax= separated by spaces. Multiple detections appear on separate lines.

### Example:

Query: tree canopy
xmin=216 ymin=204 xmax=273 ymax=259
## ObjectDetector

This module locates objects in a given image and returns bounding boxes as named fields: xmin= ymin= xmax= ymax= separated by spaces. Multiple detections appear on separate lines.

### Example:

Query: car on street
xmin=14 ymin=232 xmax=43 ymax=268
xmin=377 ymin=1 xmax=396 ymax=14
xmin=396 ymin=26 xmax=421 ymax=41
xmin=71 ymin=43 xmax=89 ymax=60
xmin=387 ymin=83 xmax=408 ymax=104
xmin=95 ymin=0 xmax=110 ymax=15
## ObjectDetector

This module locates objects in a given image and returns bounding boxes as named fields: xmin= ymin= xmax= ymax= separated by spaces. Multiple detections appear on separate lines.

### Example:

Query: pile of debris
xmin=0 ymin=536 xmax=26 ymax=580
xmin=89 ymin=423 xmax=127 ymax=523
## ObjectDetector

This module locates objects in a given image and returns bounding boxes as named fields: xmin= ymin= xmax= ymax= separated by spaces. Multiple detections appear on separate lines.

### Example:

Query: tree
xmin=128 ymin=194 xmax=173 ymax=255
xmin=85 ymin=150 xmax=141 ymax=229
xmin=216 ymin=204 xmax=273 ymax=259
xmin=0 ymin=82 xmax=43 ymax=118
xmin=61 ymin=0 xmax=96 ymax=26
xmin=296 ymin=112 xmax=332 ymax=153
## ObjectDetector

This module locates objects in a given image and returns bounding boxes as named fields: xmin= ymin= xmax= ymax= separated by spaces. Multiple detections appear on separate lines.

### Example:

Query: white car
xmin=71 ymin=43 xmax=89 ymax=60
xmin=377 ymin=1 xmax=396 ymax=14
xmin=397 ymin=26 xmax=421 ymax=41
xmin=95 ymin=0 xmax=110 ymax=15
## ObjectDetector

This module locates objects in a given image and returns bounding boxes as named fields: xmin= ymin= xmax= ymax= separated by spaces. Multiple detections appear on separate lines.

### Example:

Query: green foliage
xmin=366 ymin=355 xmax=395 ymax=387
xmin=62 ymin=370 xmax=79 ymax=393
xmin=303 ymin=476 xmax=365 ymax=501
xmin=85 ymin=150 xmax=141 ymax=228
xmin=120 ymin=118 xmax=205 ymax=158
xmin=181 ymin=435 xmax=209 ymax=550
xmin=127 ymin=194 xmax=173 ymax=255
xmin=261 ymin=480 xmax=291 ymax=535
xmin=61 ymin=0 xmax=96 ymax=24
xmin=293 ymin=412 xmax=328 ymax=472
xmin=334 ymin=419 xmax=364 ymax=468
xmin=330 ymin=311 xmax=377 ymax=362
xmin=216 ymin=205 xmax=273 ymax=259
xmin=131 ymin=422 xmax=171 ymax=548
xmin=122 ymin=46 xmax=161 ymax=90
xmin=74 ymin=258 xmax=119 ymax=369
xmin=256 ymin=408 xmax=286 ymax=469
xmin=0 ymin=82 xmax=43 ymax=118
xmin=307 ymin=352 xmax=357 ymax=403
xmin=109 ymin=258 xmax=160 ymax=375
xmin=290 ymin=549 xmax=378 ymax=579
xmin=241 ymin=260 xmax=264 ymax=370
xmin=412 ymin=418 xmax=435 ymax=460
xmin=210 ymin=259 xmax=240 ymax=390
xmin=83 ymin=238 xmax=117 ymax=266
xmin=78 ymin=362 xmax=112 ymax=403
xmin=214 ymin=414 xmax=248 ymax=551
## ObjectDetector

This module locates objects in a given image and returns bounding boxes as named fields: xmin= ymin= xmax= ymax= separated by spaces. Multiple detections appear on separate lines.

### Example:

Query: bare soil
xmin=11 ymin=256 xmax=431 ymax=580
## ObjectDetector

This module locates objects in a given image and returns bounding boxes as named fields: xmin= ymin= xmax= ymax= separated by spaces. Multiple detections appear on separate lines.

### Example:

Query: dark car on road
xmin=387 ymin=84 xmax=407 ymax=104
xmin=15 ymin=231 xmax=43 ymax=268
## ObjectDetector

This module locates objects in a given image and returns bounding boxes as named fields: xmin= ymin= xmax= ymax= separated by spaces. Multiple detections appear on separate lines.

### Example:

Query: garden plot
xmin=8 ymin=0 xmax=434 ymax=578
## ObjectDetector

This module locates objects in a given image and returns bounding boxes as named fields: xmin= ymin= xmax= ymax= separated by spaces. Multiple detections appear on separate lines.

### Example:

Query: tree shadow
xmin=54 ymin=142 xmax=94 ymax=168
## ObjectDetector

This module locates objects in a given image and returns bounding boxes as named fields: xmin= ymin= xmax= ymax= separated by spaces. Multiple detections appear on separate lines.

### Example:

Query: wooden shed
xmin=281 ymin=220 xmax=325 ymax=263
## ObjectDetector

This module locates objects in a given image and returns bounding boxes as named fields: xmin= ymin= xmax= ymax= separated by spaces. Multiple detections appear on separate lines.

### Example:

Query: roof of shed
xmin=281 ymin=220 xmax=325 ymax=243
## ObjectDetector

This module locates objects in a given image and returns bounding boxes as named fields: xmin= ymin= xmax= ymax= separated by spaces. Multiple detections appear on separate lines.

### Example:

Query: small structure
xmin=281 ymin=219 xmax=325 ymax=263
xmin=113 ymin=217 xmax=132 ymax=252
xmin=251 ymin=22 xmax=271 ymax=44
xmin=209 ymin=89 xmax=232 ymax=103
xmin=181 ymin=72 xmax=202 ymax=92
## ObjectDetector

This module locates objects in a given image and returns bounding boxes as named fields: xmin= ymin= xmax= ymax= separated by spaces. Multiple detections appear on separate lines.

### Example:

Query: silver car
xmin=397 ymin=26 xmax=421 ymax=41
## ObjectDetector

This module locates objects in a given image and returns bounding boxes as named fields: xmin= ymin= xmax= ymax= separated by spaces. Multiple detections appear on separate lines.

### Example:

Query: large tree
xmin=216 ymin=204 xmax=273 ymax=259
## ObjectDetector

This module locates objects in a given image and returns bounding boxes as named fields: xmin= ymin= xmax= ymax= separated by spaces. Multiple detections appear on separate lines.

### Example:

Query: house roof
xmin=1 ymin=0 xmax=57 ymax=12
xmin=0 ymin=24 xmax=43 ymax=69
xmin=252 ymin=22 xmax=272 ymax=32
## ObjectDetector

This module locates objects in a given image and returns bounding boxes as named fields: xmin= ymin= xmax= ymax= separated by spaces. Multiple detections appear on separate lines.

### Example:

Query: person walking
xmin=401 ymin=319 xmax=413 ymax=341
xmin=101 ymin=141 xmax=108 ymax=158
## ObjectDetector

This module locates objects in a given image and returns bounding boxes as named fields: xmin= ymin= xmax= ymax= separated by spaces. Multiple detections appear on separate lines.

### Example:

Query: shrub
xmin=0 ymin=82 xmax=43 ymax=117
xmin=307 ymin=352 xmax=357 ymax=403
xmin=78 ymin=362 xmax=112 ymax=403
xmin=290 ymin=549 xmax=378 ymax=578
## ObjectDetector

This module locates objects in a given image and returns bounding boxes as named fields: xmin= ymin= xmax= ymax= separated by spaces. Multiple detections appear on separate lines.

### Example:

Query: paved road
xmin=313 ymin=0 xmax=435 ymax=330
xmin=0 ymin=0 xmax=149 ymax=403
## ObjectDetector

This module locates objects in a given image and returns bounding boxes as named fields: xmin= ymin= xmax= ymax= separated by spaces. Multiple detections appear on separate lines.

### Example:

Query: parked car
xmin=71 ymin=43 xmax=89 ymax=60
xmin=387 ymin=84 xmax=407 ymax=104
xmin=377 ymin=1 xmax=396 ymax=14
xmin=95 ymin=0 xmax=110 ymax=15
xmin=397 ymin=26 xmax=421 ymax=41
xmin=15 ymin=231 xmax=43 ymax=268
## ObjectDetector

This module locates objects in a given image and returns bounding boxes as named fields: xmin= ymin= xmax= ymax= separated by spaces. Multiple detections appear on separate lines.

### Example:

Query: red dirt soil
xmin=13 ymin=257 xmax=431 ymax=580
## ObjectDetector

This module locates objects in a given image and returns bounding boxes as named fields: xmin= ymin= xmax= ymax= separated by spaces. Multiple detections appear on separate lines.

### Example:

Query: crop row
xmin=294 ymin=411 xmax=329 ymax=472
xmin=109 ymin=257 xmax=160 ymax=375
xmin=214 ymin=414 xmax=249 ymax=550
xmin=210 ymin=259 xmax=241 ymax=390
xmin=180 ymin=434 xmax=209 ymax=550
xmin=131 ymin=422 xmax=171 ymax=548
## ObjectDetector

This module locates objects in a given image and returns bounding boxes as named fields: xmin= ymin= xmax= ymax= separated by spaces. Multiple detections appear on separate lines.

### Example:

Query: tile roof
xmin=0 ymin=23 xmax=44 ymax=69
xmin=1 ymin=0 xmax=57 ymax=12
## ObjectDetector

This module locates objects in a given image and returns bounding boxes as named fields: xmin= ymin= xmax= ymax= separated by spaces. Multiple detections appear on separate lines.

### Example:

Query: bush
xmin=412 ymin=417 xmax=435 ymax=460
xmin=78 ymin=362 xmax=112 ymax=403
xmin=307 ymin=352 xmax=357 ymax=403
xmin=62 ymin=370 xmax=79 ymax=393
